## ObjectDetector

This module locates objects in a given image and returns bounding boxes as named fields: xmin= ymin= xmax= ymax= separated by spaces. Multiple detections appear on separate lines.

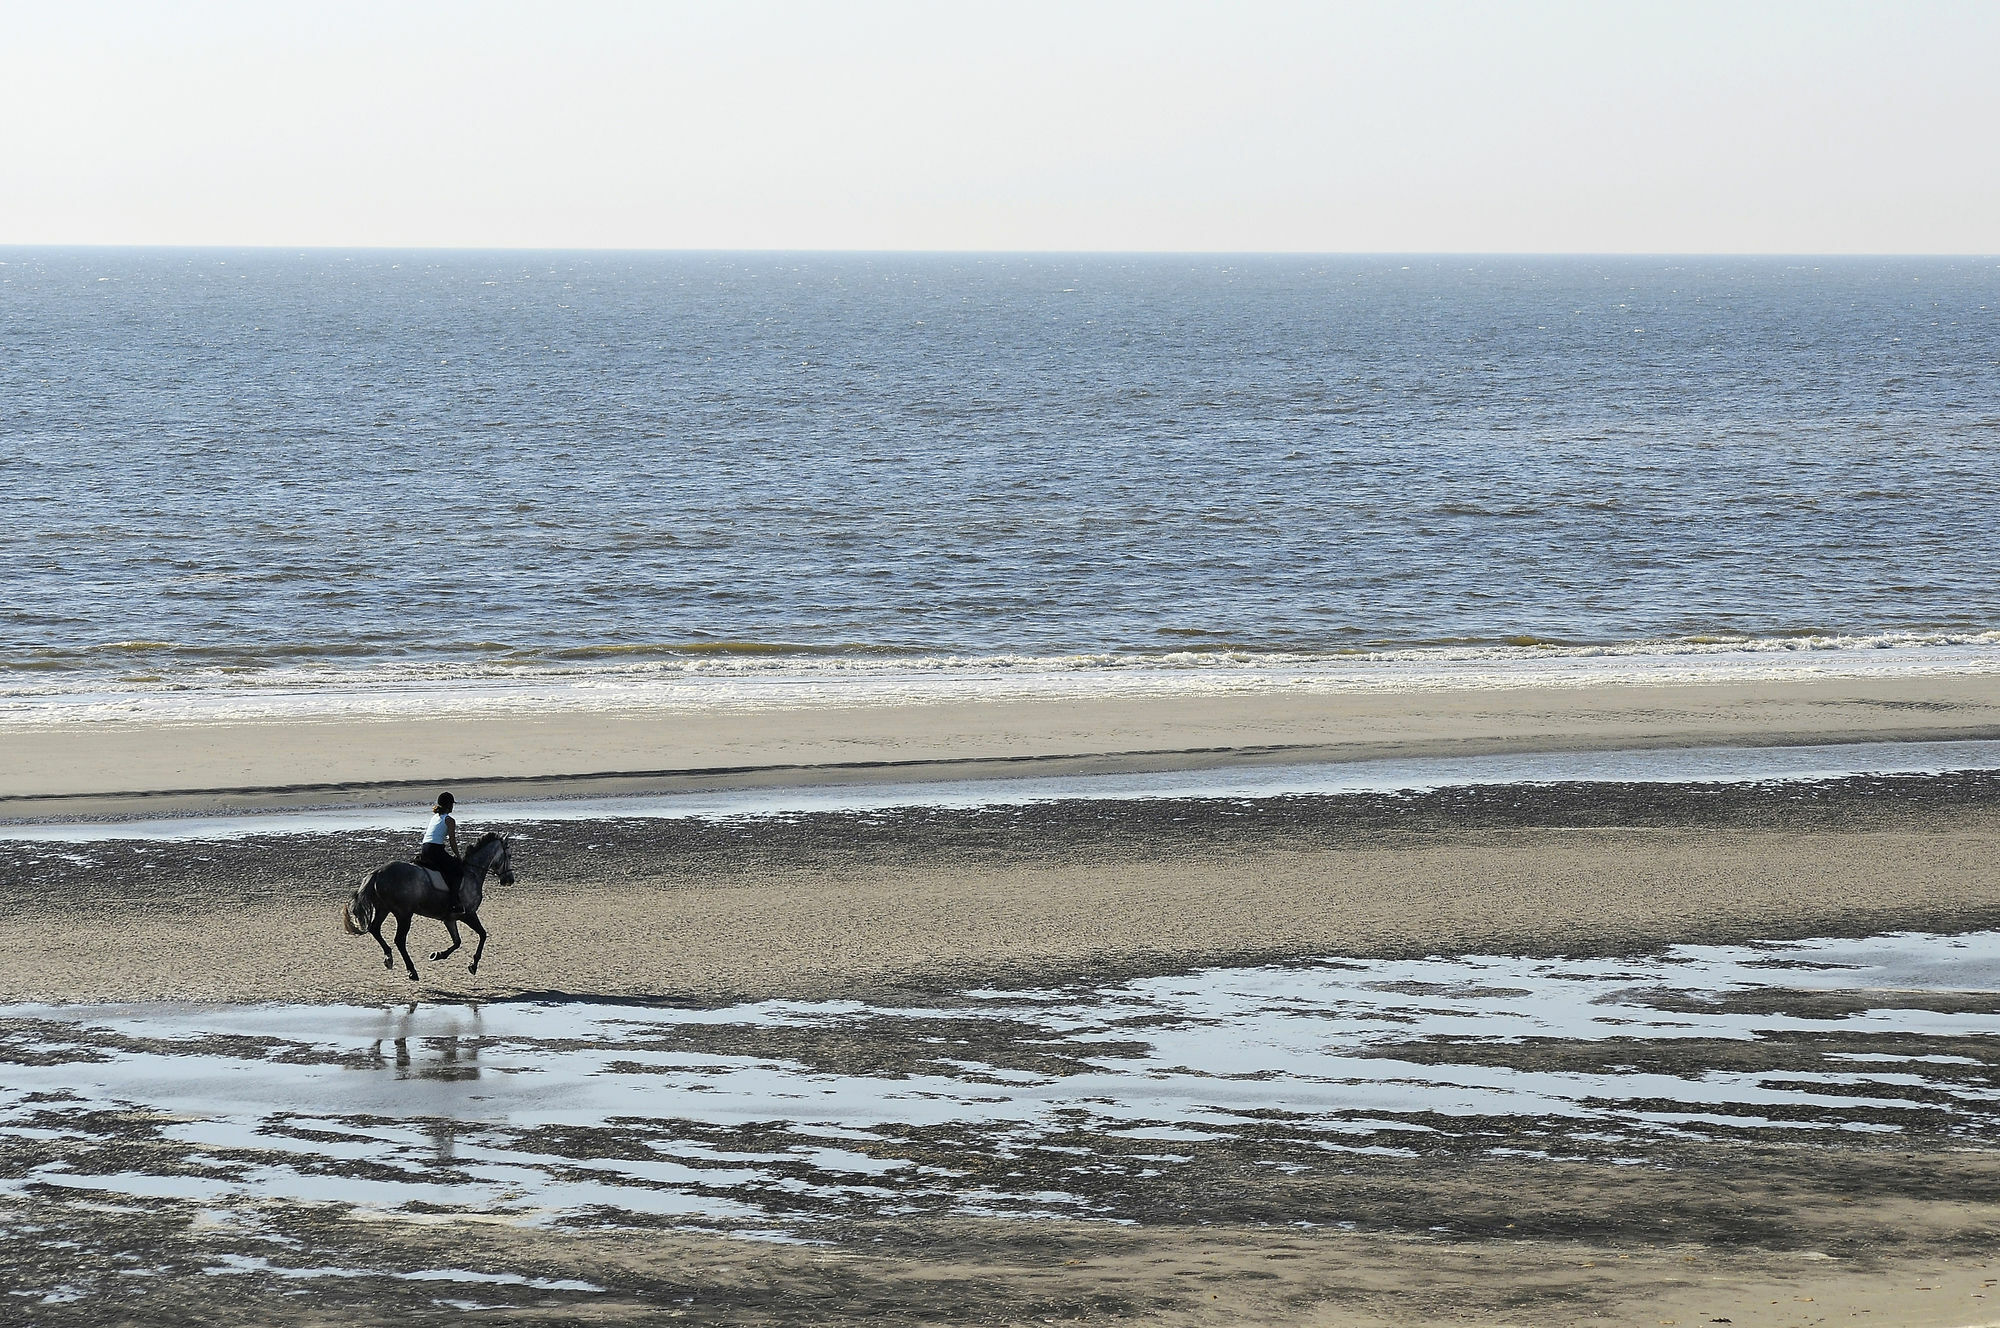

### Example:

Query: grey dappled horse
xmin=343 ymin=832 xmax=514 ymax=981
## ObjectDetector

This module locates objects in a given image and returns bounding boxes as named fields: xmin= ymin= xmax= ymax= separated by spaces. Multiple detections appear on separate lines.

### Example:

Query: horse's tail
xmin=342 ymin=873 xmax=377 ymax=935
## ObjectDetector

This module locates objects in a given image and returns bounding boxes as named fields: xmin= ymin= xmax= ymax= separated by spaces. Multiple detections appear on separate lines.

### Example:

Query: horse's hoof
xmin=429 ymin=952 xmax=446 ymax=962
xmin=467 ymin=964 xmax=479 ymax=975
xmin=383 ymin=957 xmax=394 ymax=969
xmin=405 ymin=972 xmax=418 ymax=982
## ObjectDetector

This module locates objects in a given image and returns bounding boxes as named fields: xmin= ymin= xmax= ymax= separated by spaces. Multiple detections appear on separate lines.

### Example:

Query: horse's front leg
xmin=463 ymin=914 xmax=488 ymax=975
xmin=392 ymin=913 xmax=419 ymax=981
xmin=430 ymin=919 xmax=463 ymax=963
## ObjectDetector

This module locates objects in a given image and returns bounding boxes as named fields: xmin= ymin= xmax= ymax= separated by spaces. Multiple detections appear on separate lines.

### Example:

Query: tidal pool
xmin=3 ymin=930 xmax=1998 ymax=1237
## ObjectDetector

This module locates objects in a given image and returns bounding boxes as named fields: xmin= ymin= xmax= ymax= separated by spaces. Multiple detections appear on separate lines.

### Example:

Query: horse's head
xmin=470 ymin=831 xmax=515 ymax=888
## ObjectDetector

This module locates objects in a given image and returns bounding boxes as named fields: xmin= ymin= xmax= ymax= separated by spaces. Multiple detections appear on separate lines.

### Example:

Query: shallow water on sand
xmin=3 ymin=931 xmax=1996 ymax=1237
xmin=9 ymin=737 xmax=2000 ymax=842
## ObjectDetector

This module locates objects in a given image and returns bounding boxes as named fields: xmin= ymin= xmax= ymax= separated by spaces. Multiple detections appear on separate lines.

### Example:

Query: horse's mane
xmin=472 ymin=831 xmax=502 ymax=850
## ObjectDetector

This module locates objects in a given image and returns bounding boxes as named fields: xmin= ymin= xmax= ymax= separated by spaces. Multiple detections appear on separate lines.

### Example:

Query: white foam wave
xmin=3 ymin=630 xmax=1999 ymax=725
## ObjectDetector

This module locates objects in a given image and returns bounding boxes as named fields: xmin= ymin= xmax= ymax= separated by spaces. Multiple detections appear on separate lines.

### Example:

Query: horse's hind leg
xmin=464 ymin=914 xmax=488 ymax=975
xmin=393 ymin=913 xmax=419 ymax=981
xmin=370 ymin=916 xmax=395 ymax=968
xmin=431 ymin=920 xmax=463 ymax=964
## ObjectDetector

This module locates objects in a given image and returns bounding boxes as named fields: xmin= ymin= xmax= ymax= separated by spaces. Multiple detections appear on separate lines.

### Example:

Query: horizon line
xmin=2 ymin=243 xmax=1996 ymax=260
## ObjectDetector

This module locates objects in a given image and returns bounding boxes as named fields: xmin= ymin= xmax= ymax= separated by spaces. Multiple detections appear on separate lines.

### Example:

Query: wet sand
xmin=5 ymin=773 xmax=2000 ymax=1005
xmin=7 ymin=774 xmax=2000 ymax=1324
xmin=9 ymin=1192 xmax=2000 ymax=1327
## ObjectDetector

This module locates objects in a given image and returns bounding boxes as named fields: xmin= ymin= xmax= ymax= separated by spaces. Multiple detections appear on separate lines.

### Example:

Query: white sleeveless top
xmin=423 ymin=812 xmax=452 ymax=846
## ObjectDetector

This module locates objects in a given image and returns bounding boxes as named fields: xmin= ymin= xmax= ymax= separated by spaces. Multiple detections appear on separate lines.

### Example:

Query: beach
xmin=7 ymin=674 xmax=2000 ymax=1325
xmin=8 ymin=661 xmax=2000 ymax=1005
xmin=9 ymin=665 xmax=2000 ymax=817
xmin=9 ymin=768 xmax=2000 ymax=1007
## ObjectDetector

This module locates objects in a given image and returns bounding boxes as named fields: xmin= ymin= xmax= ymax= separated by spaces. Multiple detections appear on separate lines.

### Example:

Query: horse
xmin=343 ymin=832 xmax=514 ymax=981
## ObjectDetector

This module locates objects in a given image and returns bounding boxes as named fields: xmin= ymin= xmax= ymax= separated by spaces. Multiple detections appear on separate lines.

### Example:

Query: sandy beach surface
xmin=7 ymin=684 xmax=2000 ymax=1325
xmin=7 ymin=668 xmax=2000 ymax=818
xmin=6 ymin=775 xmax=2000 ymax=1007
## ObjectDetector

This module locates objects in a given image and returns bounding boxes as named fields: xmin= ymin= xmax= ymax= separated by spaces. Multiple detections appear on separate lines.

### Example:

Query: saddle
xmin=412 ymin=844 xmax=462 ymax=891
xmin=411 ymin=854 xmax=477 ymax=916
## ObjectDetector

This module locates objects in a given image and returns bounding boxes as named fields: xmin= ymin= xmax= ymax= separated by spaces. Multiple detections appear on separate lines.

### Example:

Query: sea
xmin=4 ymin=249 xmax=1997 ymax=722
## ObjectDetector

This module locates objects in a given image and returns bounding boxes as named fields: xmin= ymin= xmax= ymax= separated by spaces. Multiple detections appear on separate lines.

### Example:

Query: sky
xmin=2 ymin=0 xmax=1995 ymax=253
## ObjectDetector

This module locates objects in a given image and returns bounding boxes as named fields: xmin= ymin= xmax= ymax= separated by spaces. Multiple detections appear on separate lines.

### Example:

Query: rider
xmin=414 ymin=791 xmax=464 ymax=915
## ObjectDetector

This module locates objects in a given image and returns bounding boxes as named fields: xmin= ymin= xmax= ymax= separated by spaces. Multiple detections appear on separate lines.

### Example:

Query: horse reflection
xmin=365 ymin=1033 xmax=483 ymax=1083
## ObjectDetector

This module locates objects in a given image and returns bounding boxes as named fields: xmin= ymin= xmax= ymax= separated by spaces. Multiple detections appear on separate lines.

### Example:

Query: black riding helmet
xmin=434 ymin=791 xmax=455 ymax=813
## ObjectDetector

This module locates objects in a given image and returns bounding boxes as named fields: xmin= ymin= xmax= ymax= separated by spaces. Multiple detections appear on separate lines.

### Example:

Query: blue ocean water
xmin=3 ymin=250 xmax=1996 ymax=686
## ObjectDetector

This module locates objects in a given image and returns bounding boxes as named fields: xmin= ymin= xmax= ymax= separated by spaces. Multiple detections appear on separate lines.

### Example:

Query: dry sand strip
xmin=5 ymin=668 xmax=2000 ymax=817
xmin=5 ymin=774 xmax=2000 ymax=1005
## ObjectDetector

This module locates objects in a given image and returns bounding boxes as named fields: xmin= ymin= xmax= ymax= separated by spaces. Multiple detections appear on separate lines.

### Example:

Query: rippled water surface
xmin=5 ymin=252 xmax=1998 ymax=688
xmin=4 ymin=931 xmax=1996 ymax=1235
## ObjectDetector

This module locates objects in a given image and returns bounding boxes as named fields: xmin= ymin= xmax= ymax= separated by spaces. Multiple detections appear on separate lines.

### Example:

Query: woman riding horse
xmin=414 ymin=791 xmax=466 ymax=915
xmin=347 ymin=829 xmax=511 ymax=980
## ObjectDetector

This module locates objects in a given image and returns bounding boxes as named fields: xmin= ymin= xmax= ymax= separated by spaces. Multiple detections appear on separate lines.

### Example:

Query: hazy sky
xmin=4 ymin=0 xmax=1994 ymax=252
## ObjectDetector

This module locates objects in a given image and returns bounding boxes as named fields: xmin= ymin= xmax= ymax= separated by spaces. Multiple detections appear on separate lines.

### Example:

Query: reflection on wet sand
xmin=375 ymin=1031 xmax=481 ymax=1084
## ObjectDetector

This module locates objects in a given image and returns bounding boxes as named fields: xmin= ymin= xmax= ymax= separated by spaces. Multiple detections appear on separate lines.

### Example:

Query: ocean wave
xmin=534 ymin=640 xmax=920 ymax=661
xmin=10 ymin=626 xmax=2000 ymax=676
xmin=2 ymin=629 xmax=1999 ymax=725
